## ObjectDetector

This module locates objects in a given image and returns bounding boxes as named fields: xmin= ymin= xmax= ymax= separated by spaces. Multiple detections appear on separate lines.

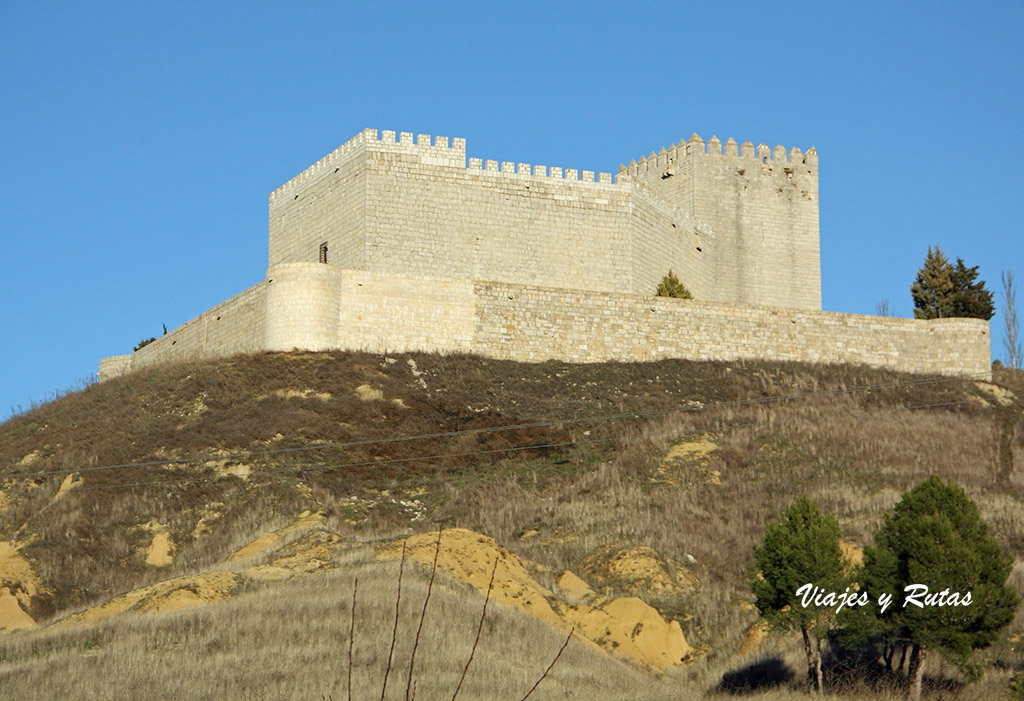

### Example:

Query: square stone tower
xmin=621 ymin=134 xmax=820 ymax=310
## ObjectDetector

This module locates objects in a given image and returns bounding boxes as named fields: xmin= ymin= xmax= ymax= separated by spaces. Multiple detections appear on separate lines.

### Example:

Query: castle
xmin=98 ymin=128 xmax=990 ymax=381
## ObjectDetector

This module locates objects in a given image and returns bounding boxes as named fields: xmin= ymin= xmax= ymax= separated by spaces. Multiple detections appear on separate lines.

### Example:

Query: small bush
xmin=656 ymin=270 xmax=693 ymax=299
xmin=134 ymin=338 xmax=156 ymax=352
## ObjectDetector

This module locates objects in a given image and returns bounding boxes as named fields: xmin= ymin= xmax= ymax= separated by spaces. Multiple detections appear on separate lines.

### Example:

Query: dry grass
xmin=0 ymin=353 xmax=1022 ymax=698
xmin=0 ymin=555 xmax=1014 ymax=700
xmin=0 ymin=552 xmax=666 ymax=700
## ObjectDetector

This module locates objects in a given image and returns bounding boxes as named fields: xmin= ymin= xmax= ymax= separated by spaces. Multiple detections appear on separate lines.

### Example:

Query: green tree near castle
xmin=911 ymin=246 xmax=994 ymax=320
xmin=656 ymin=270 xmax=693 ymax=299
xmin=751 ymin=497 xmax=847 ymax=694
xmin=843 ymin=477 xmax=1018 ymax=701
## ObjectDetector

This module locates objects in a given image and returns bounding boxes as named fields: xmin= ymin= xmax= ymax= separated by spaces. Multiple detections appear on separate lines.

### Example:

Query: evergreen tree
xmin=751 ymin=497 xmax=846 ymax=694
xmin=911 ymin=246 xmax=995 ymax=320
xmin=949 ymin=258 xmax=995 ymax=320
xmin=855 ymin=477 xmax=1018 ymax=700
xmin=655 ymin=270 xmax=693 ymax=299
xmin=911 ymin=246 xmax=954 ymax=319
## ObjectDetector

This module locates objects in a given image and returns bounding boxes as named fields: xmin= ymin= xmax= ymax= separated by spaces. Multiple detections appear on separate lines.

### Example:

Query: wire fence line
xmin=0 ymin=370 xmax=985 ymax=495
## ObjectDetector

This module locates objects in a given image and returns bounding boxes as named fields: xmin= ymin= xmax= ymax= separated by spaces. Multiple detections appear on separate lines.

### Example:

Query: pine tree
xmin=655 ymin=270 xmax=693 ymax=299
xmin=855 ymin=477 xmax=1018 ymax=701
xmin=910 ymin=246 xmax=995 ymax=320
xmin=949 ymin=259 xmax=995 ymax=319
xmin=751 ymin=497 xmax=846 ymax=694
xmin=911 ymin=246 xmax=955 ymax=319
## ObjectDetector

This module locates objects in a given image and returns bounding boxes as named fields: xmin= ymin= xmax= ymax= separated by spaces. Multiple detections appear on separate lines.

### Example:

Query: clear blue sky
xmin=2 ymin=1 xmax=1021 ymax=417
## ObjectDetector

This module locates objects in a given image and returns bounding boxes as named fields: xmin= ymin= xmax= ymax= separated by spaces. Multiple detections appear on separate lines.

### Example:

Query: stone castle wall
xmin=267 ymin=130 xmax=710 ymax=299
xmin=472 ymin=281 xmax=987 ymax=375
xmin=265 ymin=263 xmax=475 ymax=354
xmin=99 ymin=281 xmax=267 ymax=381
xmin=100 ymin=266 xmax=991 ymax=382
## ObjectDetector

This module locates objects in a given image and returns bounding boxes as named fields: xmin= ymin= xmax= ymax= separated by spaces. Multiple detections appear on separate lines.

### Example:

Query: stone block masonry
xmin=99 ymin=282 xmax=267 ymax=381
xmin=98 ymin=127 xmax=991 ymax=382
xmin=472 ymin=281 xmax=988 ymax=376
xmin=101 ymin=269 xmax=990 ymax=381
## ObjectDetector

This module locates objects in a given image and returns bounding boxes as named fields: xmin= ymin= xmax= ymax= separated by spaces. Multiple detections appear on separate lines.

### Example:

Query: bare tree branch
xmin=520 ymin=628 xmax=574 ymax=701
xmin=1003 ymin=270 xmax=1021 ymax=369
xmin=451 ymin=557 xmax=499 ymax=701
xmin=348 ymin=577 xmax=358 ymax=701
xmin=406 ymin=527 xmax=442 ymax=701
xmin=381 ymin=543 xmax=406 ymax=701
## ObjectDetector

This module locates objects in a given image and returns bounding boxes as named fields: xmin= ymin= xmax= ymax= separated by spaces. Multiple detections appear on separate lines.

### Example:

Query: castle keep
xmin=99 ymin=128 xmax=990 ymax=381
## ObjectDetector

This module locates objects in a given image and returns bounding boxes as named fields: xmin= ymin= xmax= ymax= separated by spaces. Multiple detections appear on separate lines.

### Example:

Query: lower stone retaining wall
xmin=99 ymin=281 xmax=267 ymax=381
xmin=99 ymin=267 xmax=991 ymax=381
xmin=472 ymin=282 xmax=990 ymax=377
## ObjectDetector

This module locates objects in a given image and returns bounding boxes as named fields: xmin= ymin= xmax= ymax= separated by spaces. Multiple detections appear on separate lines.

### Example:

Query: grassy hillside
xmin=0 ymin=351 xmax=1022 ymax=699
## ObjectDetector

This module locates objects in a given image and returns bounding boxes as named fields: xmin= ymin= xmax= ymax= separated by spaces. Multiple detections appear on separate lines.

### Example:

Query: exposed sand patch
xmin=147 ymin=531 xmax=175 ymax=567
xmin=53 ymin=472 xmax=84 ymax=501
xmin=0 ymin=540 xmax=48 ymax=633
xmin=975 ymin=381 xmax=1015 ymax=407
xmin=653 ymin=433 xmax=722 ymax=485
xmin=191 ymin=504 xmax=225 ymax=539
xmin=150 ymin=447 xmax=252 ymax=479
xmin=0 ymin=588 xmax=35 ymax=631
xmin=737 ymin=618 xmax=770 ymax=656
xmin=355 ymin=384 xmax=384 ymax=401
xmin=228 ymin=511 xmax=326 ymax=562
xmin=137 ymin=572 xmax=241 ymax=614
xmin=580 ymin=545 xmax=698 ymax=596
xmin=15 ymin=450 xmax=44 ymax=468
xmin=555 ymin=592 xmax=695 ymax=669
xmin=55 ymin=572 xmax=242 ymax=628
xmin=221 ymin=464 xmax=251 ymax=479
xmin=839 ymin=540 xmax=864 ymax=569
xmin=270 ymin=388 xmax=333 ymax=401
xmin=0 ymin=541 xmax=45 ymax=599
xmin=378 ymin=529 xmax=565 ymax=629
xmin=246 ymin=530 xmax=340 ymax=581
xmin=379 ymin=529 xmax=695 ymax=670
xmin=141 ymin=522 xmax=176 ymax=568
xmin=555 ymin=570 xmax=594 ymax=605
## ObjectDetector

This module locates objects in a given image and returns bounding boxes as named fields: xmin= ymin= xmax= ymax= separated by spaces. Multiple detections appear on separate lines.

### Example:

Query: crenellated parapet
xmin=364 ymin=129 xmax=466 ymax=167
xmin=465 ymin=156 xmax=616 ymax=187
xmin=270 ymin=129 xmax=370 ymax=202
xmin=271 ymin=128 xmax=468 ymax=202
xmin=619 ymin=133 xmax=817 ymax=182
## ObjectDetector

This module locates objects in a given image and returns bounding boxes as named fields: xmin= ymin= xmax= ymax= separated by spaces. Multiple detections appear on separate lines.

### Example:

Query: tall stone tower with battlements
xmin=620 ymin=134 xmax=819 ymax=310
